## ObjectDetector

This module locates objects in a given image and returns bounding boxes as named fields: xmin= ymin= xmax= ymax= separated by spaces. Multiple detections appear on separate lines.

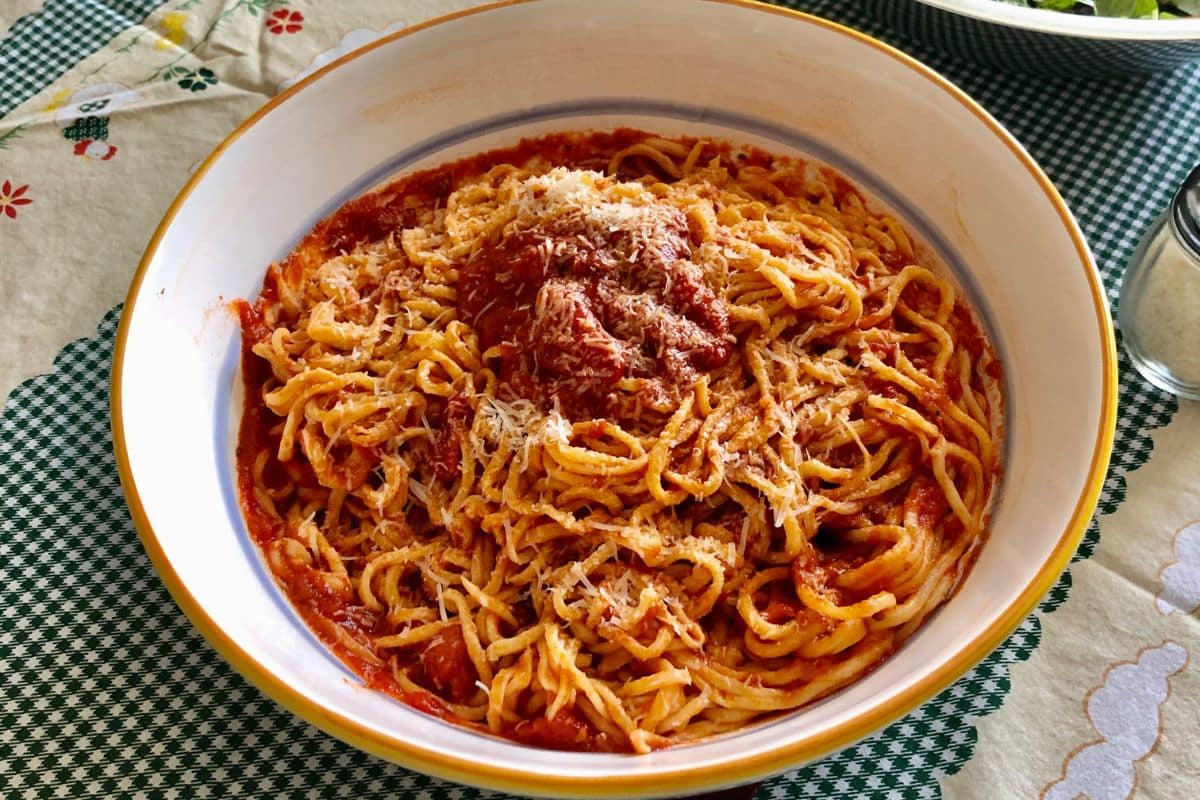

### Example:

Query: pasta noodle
xmin=235 ymin=130 xmax=1003 ymax=753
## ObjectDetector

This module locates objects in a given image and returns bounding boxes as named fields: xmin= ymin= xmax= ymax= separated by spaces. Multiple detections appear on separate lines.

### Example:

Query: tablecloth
xmin=2 ymin=1 xmax=1199 ymax=798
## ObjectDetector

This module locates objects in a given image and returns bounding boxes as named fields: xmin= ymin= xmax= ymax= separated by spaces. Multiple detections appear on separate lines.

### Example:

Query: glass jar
xmin=1118 ymin=164 xmax=1200 ymax=400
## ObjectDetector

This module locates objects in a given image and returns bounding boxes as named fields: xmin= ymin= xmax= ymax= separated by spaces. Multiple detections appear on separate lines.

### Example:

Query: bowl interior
xmin=114 ymin=0 xmax=1113 ymax=796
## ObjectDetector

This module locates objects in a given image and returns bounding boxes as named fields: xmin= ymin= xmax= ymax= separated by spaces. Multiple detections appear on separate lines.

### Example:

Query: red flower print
xmin=267 ymin=9 xmax=304 ymax=35
xmin=72 ymin=140 xmax=118 ymax=161
xmin=0 ymin=180 xmax=32 ymax=220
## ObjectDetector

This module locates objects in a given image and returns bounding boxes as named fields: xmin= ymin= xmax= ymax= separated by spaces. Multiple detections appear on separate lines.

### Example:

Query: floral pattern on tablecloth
xmin=0 ymin=178 xmax=33 ymax=218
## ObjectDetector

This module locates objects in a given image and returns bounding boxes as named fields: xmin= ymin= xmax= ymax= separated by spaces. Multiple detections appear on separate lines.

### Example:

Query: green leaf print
xmin=61 ymin=116 xmax=110 ymax=142
xmin=176 ymin=67 xmax=218 ymax=92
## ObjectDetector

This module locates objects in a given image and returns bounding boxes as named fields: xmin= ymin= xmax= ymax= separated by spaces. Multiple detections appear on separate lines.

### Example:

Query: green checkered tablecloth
xmin=2 ymin=2 xmax=1198 ymax=799
xmin=0 ymin=1 xmax=164 ymax=118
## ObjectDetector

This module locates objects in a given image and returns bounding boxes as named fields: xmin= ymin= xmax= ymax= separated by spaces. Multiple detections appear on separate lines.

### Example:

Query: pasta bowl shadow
xmin=111 ymin=0 xmax=1117 ymax=797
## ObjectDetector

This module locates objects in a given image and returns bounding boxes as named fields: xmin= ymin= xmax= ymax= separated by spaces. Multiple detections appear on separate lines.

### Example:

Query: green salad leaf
xmin=1000 ymin=0 xmax=1197 ymax=15
xmin=1094 ymin=0 xmax=1160 ymax=17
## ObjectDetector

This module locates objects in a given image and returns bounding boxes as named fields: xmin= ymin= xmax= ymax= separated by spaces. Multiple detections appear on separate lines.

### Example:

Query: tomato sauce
xmin=233 ymin=129 xmax=1000 ymax=753
xmin=293 ymin=129 xmax=701 ymax=266
xmin=950 ymin=303 xmax=987 ymax=360
xmin=505 ymin=709 xmax=614 ymax=752
xmin=398 ymin=690 xmax=456 ymax=721
xmin=236 ymin=131 xmax=729 ymax=752
xmin=417 ymin=626 xmax=478 ymax=703
xmin=762 ymin=583 xmax=806 ymax=624
xmin=902 ymin=473 xmax=948 ymax=531
xmin=430 ymin=394 xmax=470 ymax=481
xmin=456 ymin=178 xmax=732 ymax=420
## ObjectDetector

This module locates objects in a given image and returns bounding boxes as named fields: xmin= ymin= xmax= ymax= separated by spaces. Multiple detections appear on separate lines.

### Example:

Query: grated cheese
xmin=473 ymin=395 xmax=574 ymax=472
xmin=435 ymin=581 xmax=448 ymax=622
xmin=407 ymin=476 xmax=433 ymax=505
xmin=515 ymin=168 xmax=680 ymax=259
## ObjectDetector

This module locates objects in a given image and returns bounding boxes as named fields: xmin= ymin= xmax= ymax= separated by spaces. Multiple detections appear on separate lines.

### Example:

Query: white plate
xmin=112 ymin=1 xmax=1117 ymax=797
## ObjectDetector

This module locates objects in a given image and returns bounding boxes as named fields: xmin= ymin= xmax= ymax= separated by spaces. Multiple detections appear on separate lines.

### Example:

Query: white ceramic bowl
xmin=868 ymin=0 xmax=1200 ymax=75
xmin=111 ymin=1 xmax=1117 ymax=797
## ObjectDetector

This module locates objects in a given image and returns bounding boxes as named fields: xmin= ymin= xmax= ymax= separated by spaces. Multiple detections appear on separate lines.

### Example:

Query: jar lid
xmin=1171 ymin=162 xmax=1200 ymax=262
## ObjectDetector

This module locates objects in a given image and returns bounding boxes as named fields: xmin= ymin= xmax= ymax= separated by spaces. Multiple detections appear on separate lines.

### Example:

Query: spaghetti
xmin=235 ymin=130 xmax=1003 ymax=753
